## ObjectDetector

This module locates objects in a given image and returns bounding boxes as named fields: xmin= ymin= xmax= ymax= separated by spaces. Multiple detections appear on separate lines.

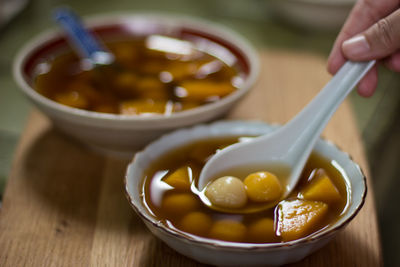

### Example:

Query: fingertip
xmin=356 ymin=67 xmax=378 ymax=97
xmin=385 ymin=52 xmax=400 ymax=72
xmin=327 ymin=53 xmax=346 ymax=75
xmin=342 ymin=35 xmax=371 ymax=60
xmin=357 ymin=82 xmax=375 ymax=97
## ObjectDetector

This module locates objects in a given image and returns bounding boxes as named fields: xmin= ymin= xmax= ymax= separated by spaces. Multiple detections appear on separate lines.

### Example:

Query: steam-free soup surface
xmin=34 ymin=35 xmax=241 ymax=115
xmin=141 ymin=137 xmax=349 ymax=243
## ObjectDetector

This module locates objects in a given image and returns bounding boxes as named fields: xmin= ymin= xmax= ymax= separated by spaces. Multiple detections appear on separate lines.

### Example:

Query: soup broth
xmin=33 ymin=35 xmax=241 ymax=115
xmin=141 ymin=137 xmax=349 ymax=243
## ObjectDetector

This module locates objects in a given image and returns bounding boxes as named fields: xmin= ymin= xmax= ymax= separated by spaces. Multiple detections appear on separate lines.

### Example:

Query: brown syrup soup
xmin=141 ymin=136 xmax=349 ymax=243
xmin=34 ymin=35 xmax=241 ymax=115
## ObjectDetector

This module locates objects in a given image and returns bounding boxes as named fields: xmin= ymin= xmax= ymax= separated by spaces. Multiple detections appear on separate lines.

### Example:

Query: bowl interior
xmin=20 ymin=14 xmax=254 ymax=91
xmin=125 ymin=120 xmax=366 ymax=249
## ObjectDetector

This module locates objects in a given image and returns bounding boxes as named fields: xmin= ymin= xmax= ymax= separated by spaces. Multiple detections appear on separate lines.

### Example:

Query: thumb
xmin=342 ymin=8 xmax=400 ymax=61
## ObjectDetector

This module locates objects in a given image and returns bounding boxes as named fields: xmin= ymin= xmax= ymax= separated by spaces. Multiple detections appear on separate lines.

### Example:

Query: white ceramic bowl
xmin=270 ymin=0 xmax=356 ymax=31
xmin=125 ymin=120 xmax=367 ymax=266
xmin=13 ymin=13 xmax=259 ymax=155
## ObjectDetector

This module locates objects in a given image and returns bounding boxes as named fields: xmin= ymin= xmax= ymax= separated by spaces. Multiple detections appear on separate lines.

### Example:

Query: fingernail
xmin=342 ymin=35 xmax=370 ymax=57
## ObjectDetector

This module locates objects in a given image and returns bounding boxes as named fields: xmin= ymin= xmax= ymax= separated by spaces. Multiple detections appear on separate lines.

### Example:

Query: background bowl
xmin=125 ymin=120 xmax=367 ymax=266
xmin=13 ymin=13 xmax=259 ymax=155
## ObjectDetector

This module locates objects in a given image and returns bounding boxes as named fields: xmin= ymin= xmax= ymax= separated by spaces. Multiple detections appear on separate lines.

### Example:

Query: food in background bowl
xmin=125 ymin=121 xmax=366 ymax=266
xmin=34 ymin=35 xmax=242 ymax=115
xmin=13 ymin=14 xmax=259 ymax=153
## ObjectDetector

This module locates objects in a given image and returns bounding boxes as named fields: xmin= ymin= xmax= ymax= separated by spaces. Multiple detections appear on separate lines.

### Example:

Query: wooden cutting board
xmin=0 ymin=50 xmax=383 ymax=266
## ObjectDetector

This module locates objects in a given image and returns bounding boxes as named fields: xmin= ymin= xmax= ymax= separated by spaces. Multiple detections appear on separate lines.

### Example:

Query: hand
xmin=327 ymin=0 xmax=400 ymax=97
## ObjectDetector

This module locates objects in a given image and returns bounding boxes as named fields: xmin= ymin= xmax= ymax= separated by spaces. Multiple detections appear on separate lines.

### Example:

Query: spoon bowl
xmin=198 ymin=60 xmax=375 ymax=212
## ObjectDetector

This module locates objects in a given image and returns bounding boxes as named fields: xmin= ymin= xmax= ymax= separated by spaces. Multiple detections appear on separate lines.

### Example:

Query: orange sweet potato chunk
xmin=119 ymin=99 xmax=168 ymax=115
xmin=209 ymin=219 xmax=246 ymax=242
xmin=301 ymin=172 xmax=342 ymax=204
xmin=178 ymin=81 xmax=235 ymax=102
xmin=54 ymin=91 xmax=88 ymax=109
xmin=161 ymin=193 xmax=199 ymax=216
xmin=248 ymin=218 xmax=278 ymax=243
xmin=277 ymin=199 xmax=328 ymax=241
xmin=162 ymin=166 xmax=192 ymax=191
xmin=180 ymin=211 xmax=212 ymax=236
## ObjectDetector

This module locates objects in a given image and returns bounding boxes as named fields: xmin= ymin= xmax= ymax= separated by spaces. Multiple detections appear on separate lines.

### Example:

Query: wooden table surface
xmin=0 ymin=50 xmax=383 ymax=266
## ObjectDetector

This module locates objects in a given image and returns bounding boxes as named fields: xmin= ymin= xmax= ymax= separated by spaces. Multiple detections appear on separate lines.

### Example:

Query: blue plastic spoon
xmin=53 ymin=7 xmax=115 ymax=67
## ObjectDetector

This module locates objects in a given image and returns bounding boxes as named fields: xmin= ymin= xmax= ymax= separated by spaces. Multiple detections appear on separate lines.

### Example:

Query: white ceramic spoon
xmin=198 ymin=60 xmax=375 ymax=208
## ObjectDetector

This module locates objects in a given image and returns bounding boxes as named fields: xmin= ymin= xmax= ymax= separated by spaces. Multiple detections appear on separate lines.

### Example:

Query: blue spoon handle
xmin=53 ymin=8 xmax=111 ymax=63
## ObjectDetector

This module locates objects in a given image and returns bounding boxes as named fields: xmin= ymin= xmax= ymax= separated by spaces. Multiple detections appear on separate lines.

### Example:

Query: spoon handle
xmin=282 ymin=60 xmax=375 ymax=190
xmin=53 ymin=8 xmax=113 ymax=64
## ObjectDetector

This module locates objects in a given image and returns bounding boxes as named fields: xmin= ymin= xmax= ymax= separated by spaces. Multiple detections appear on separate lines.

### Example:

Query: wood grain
xmin=0 ymin=50 xmax=383 ymax=266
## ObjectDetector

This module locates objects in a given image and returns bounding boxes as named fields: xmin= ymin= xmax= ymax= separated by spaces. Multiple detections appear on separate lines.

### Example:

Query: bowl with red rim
xmin=13 ymin=13 xmax=259 ymax=156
